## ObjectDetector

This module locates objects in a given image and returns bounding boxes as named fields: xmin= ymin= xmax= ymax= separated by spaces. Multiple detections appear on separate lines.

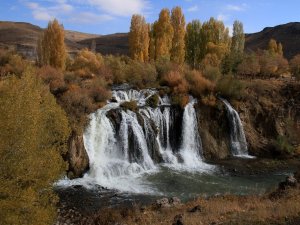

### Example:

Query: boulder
xmin=279 ymin=175 xmax=297 ymax=190
xmin=67 ymin=131 xmax=89 ymax=178
xmin=172 ymin=214 xmax=184 ymax=225
xmin=155 ymin=198 xmax=170 ymax=208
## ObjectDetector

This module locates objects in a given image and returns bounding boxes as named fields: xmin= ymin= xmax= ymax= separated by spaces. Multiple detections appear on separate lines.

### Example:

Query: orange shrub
xmin=37 ymin=65 xmax=66 ymax=94
xmin=185 ymin=70 xmax=214 ymax=98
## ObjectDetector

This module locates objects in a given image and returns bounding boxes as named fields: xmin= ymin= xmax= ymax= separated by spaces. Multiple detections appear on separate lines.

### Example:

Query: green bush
xmin=274 ymin=135 xmax=295 ymax=155
xmin=216 ymin=75 xmax=244 ymax=99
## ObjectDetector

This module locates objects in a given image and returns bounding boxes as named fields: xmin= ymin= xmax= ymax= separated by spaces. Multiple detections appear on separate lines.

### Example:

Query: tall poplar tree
xmin=231 ymin=20 xmax=245 ymax=57
xmin=185 ymin=20 xmax=202 ymax=69
xmin=129 ymin=14 xmax=149 ymax=62
xmin=37 ymin=19 xmax=66 ymax=69
xmin=170 ymin=6 xmax=186 ymax=65
xmin=154 ymin=8 xmax=174 ymax=60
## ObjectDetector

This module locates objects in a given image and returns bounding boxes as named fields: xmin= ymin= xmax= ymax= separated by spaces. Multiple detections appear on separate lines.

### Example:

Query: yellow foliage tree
xmin=170 ymin=6 xmax=186 ymax=65
xmin=154 ymin=9 xmax=174 ymax=60
xmin=129 ymin=14 xmax=149 ymax=62
xmin=0 ymin=70 xmax=70 ymax=225
xmin=37 ymin=19 xmax=67 ymax=70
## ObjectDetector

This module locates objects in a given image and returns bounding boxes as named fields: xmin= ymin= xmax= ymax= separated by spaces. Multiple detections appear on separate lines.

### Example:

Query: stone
xmin=172 ymin=214 xmax=184 ymax=225
xmin=189 ymin=205 xmax=202 ymax=213
xmin=169 ymin=197 xmax=181 ymax=206
xmin=155 ymin=198 xmax=170 ymax=208
xmin=279 ymin=175 xmax=297 ymax=190
xmin=67 ymin=131 xmax=90 ymax=178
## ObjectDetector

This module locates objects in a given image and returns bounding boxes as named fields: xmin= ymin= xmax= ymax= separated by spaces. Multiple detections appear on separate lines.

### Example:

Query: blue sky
xmin=0 ymin=0 xmax=299 ymax=35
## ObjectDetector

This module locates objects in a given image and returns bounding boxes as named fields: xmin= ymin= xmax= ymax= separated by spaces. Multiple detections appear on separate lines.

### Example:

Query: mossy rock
xmin=121 ymin=101 xmax=138 ymax=112
xmin=146 ymin=94 xmax=160 ymax=108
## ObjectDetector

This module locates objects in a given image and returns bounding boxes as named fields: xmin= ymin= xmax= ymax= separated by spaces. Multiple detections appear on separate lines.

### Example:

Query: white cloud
xmin=85 ymin=0 xmax=149 ymax=16
xmin=217 ymin=14 xmax=229 ymax=21
xmin=69 ymin=12 xmax=113 ymax=24
xmin=187 ymin=5 xmax=198 ymax=12
xmin=225 ymin=3 xmax=247 ymax=12
xmin=25 ymin=1 xmax=73 ymax=21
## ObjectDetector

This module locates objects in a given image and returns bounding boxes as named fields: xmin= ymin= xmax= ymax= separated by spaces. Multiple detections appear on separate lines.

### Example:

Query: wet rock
xmin=169 ymin=197 xmax=181 ymax=206
xmin=172 ymin=214 xmax=184 ymax=225
xmin=188 ymin=205 xmax=202 ymax=213
xmin=155 ymin=198 xmax=170 ymax=208
xmin=67 ymin=131 xmax=89 ymax=179
xmin=279 ymin=175 xmax=297 ymax=190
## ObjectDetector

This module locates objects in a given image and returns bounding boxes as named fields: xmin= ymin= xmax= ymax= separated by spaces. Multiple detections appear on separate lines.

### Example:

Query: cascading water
xmin=73 ymin=89 xmax=213 ymax=192
xmin=220 ymin=98 xmax=252 ymax=157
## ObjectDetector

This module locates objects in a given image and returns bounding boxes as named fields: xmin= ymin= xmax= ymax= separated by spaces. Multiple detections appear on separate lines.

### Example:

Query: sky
xmin=0 ymin=0 xmax=299 ymax=35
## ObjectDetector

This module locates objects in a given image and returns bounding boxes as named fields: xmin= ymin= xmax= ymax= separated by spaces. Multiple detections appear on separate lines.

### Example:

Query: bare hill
xmin=245 ymin=22 xmax=300 ymax=59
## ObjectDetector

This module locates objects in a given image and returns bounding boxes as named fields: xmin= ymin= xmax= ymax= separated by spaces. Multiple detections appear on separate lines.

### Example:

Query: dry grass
xmin=90 ymin=187 xmax=300 ymax=225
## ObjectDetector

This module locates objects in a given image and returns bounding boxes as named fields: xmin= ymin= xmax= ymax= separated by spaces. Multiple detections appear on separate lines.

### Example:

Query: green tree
xmin=185 ymin=20 xmax=202 ymax=69
xmin=170 ymin=6 xmax=186 ymax=65
xmin=154 ymin=8 xmax=174 ymax=60
xmin=37 ymin=19 xmax=66 ymax=69
xmin=201 ymin=17 xmax=231 ymax=67
xmin=0 ymin=70 xmax=70 ymax=225
xmin=129 ymin=14 xmax=149 ymax=62
xmin=231 ymin=20 xmax=245 ymax=57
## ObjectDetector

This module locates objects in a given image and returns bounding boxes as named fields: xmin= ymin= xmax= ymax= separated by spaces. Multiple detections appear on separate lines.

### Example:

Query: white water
xmin=60 ymin=89 xmax=214 ymax=193
xmin=221 ymin=99 xmax=253 ymax=158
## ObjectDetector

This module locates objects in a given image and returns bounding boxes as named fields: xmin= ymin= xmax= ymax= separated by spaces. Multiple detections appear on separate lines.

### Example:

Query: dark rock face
xmin=67 ymin=132 xmax=89 ymax=178
xmin=169 ymin=106 xmax=184 ymax=153
xmin=197 ymin=103 xmax=231 ymax=159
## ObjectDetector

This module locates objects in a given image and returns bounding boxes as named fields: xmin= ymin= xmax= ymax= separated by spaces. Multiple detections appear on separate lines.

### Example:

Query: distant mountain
xmin=1 ymin=21 xmax=300 ymax=61
xmin=245 ymin=22 xmax=300 ymax=59
xmin=0 ymin=21 xmax=100 ymax=59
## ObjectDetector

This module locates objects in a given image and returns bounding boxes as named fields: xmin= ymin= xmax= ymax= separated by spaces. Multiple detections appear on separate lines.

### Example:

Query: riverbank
xmin=55 ymin=159 xmax=300 ymax=225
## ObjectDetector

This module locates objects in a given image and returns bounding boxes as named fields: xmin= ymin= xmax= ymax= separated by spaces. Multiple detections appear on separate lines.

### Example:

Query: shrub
xmin=121 ymin=101 xmax=138 ymax=112
xmin=171 ymin=94 xmax=189 ymax=108
xmin=274 ymin=135 xmax=295 ymax=156
xmin=237 ymin=53 xmax=260 ymax=77
xmin=290 ymin=54 xmax=300 ymax=80
xmin=0 ymin=70 xmax=70 ymax=225
xmin=161 ymin=70 xmax=188 ymax=95
xmin=37 ymin=65 xmax=66 ymax=94
xmin=203 ymin=66 xmax=222 ymax=82
xmin=0 ymin=50 xmax=29 ymax=77
xmin=216 ymin=75 xmax=244 ymax=99
xmin=104 ymin=55 xmax=127 ymax=84
xmin=70 ymin=49 xmax=103 ymax=76
xmin=185 ymin=70 xmax=214 ymax=98
xmin=146 ymin=94 xmax=160 ymax=108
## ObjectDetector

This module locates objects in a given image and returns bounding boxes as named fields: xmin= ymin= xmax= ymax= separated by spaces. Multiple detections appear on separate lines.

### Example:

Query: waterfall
xmin=79 ymin=89 xmax=212 ymax=192
xmin=220 ymin=98 xmax=251 ymax=157
xmin=180 ymin=99 xmax=203 ymax=166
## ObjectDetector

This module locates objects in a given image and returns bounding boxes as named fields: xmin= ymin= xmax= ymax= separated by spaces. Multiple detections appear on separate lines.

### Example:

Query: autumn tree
xmin=185 ymin=20 xmax=202 ymax=69
xmin=0 ymin=70 xmax=70 ymax=225
xmin=154 ymin=9 xmax=174 ymax=60
xmin=129 ymin=14 xmax=149 ymax=62
xmin=201 ymin=17 xmax=231 ymax=67
xmin=37 ymin=19 xmax=66 ymax=69
xmin=149 ymin=23 xmax=156 ymax=61
xmin=170 ymin=6 xmax=186 ymax=65
xmin=290 ymin=54 xmax=300 ymax=80
xmin=268 ymin=39 xmax=283 ymax=56
xmin=231 ymin=20 xmax=245 ymax=57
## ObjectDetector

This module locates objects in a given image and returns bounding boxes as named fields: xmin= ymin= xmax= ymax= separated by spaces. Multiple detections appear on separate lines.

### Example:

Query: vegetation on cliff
xmin=0 ymin=69 xmax=70 ymax=225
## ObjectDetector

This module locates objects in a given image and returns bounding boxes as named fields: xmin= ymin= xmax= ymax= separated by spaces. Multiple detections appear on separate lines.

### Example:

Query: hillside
xmin=245 ymin=22 xmax=300 ymax=59
xmin=1 ymin=21 xmax=300 ymax=60
xmin=0 ymin=21 xmax=100 ymax=59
